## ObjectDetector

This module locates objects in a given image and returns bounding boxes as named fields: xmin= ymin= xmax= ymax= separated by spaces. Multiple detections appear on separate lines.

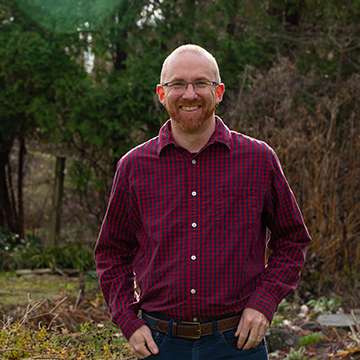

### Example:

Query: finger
xmin=258 ymin=325 xmax=269 ymax=338
xmin=144 ymin=332 xmax=159 ymax=356
xmin=129 ymin=326 xmax=159 ymax=358
xmin=256 ymin=322 xmax=269 ymax=339
xmin=234 ymin=319 xmax=243 ymax=338
xmin=241 ymin=324 xmax=268 ymax=351
xmin=235 ymin=323 xmax=249 ymax=349
xmin=239 ymin=328 xmax=258 ymax=350
xmin=130 ymin=341 xmax=151 ymax=359
xmin=237 ymin=308 xmax=270 ymax=349
xmin=240 ymin=322 xmax=269 ymax=350
xmin=234 ymin=311 xmax=247 ymax=338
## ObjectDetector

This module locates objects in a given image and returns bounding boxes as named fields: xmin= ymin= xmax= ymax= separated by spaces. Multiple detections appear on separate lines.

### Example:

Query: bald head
xmin=160 ymin=44 xmax=221 ymax=84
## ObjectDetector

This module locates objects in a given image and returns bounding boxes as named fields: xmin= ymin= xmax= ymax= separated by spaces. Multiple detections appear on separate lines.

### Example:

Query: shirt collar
xmin=156 ymin=116 xmax=232 ymax=156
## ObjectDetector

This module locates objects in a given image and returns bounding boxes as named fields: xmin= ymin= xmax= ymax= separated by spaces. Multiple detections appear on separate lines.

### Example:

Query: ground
xmin=1 ymin=272 xmax=360 ymax=360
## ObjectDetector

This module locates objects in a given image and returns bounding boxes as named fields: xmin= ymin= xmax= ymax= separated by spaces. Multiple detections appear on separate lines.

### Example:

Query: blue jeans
xmin=141 ymin=318 xmax=269 ymax=360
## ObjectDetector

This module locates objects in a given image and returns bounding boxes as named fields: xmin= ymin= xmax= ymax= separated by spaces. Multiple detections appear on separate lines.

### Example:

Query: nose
xmin=182 ymin=83 xmax=197 ymax=99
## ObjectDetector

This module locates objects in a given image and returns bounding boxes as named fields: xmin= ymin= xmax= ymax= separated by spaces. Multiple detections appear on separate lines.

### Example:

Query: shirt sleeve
xmin=94 ymin=160 xmax=146 ymax=340
xmin=245 ymin=149 xmax=311 ymax=322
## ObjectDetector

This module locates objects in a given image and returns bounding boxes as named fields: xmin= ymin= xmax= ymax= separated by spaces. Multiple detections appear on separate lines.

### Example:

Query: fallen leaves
xmin=330 ymin=348 xmax=360 ymax=359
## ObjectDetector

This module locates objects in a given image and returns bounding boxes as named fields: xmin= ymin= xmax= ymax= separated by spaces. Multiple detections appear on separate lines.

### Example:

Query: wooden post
xmin=49 ymin=156 xmax=65 ymax=248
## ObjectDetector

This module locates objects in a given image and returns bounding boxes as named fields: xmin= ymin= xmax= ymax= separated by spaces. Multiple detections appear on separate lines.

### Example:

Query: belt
xmin=142 ymin=312 xmax=241 ymax=339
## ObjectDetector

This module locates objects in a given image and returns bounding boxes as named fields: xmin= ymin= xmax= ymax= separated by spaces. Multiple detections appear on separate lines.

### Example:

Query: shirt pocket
xmin=214 ymin=186 xmax=257 ymax=233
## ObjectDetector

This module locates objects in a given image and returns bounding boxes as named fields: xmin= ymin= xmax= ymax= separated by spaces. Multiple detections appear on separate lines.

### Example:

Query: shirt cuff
xmin=113 ymin=311 xmax=147 ymax=340
xmin=245 ymin=290 xmax=279 ymax=323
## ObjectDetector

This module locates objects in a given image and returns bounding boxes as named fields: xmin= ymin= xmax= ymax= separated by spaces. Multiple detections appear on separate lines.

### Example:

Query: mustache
xmin=178 ymin=101 xmax=203 ymax=106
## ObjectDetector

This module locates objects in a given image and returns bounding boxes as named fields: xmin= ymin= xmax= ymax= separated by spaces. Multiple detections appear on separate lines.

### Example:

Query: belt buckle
xmin=181 ymin=321 xmax=202 ymax=339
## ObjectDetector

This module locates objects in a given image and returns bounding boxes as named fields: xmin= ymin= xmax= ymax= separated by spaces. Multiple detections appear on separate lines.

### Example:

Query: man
xmin=95 ymin=44 xmax=311 ymax=359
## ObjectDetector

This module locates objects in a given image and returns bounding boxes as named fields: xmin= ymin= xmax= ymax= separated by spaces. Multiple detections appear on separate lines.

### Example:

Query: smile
xmin=180 ymin=106 xmax=201 ymax=111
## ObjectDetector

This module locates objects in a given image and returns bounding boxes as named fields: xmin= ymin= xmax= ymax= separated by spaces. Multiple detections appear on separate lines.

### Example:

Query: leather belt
xmin=142 ymin=312 xmax=241 ymax=339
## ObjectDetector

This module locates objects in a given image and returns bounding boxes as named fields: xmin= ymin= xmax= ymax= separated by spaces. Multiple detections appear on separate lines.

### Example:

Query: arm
xmin=237 ymin=149 xmax=311 ymax=349
xmin=94 ymin=161 xmax=146 ymax=340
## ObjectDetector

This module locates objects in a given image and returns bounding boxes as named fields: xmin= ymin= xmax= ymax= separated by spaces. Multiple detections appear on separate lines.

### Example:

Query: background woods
xmin=0 ymin=0 xmax=360 ymax=303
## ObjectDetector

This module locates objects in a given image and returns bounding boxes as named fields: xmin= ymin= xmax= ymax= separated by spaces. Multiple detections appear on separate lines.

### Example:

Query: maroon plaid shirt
xmin=95 ymin=117 xmax=311 ymax=340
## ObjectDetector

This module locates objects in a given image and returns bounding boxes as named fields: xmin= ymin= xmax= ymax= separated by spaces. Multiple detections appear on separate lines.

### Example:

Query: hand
xmin=128 ymin=325 xmax=159 ymax=359
xmin=235 ymin=308 xmax=270 ymax=350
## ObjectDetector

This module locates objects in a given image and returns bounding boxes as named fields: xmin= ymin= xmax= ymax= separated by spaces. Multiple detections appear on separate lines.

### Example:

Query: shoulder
xmin=118 ymin=135 xmax=159 ymax=170
xmin=230 ymin=130 xmax=274 ymax=156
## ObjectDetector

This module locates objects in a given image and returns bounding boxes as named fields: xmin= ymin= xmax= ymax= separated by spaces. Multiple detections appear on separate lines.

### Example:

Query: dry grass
xmin=0 ymin=295 xmax=134 ymax=359
xmin=5 ymin=293 xmax=111 ymax=332
xmin=224 ymin=57 xmax=360 ymax=300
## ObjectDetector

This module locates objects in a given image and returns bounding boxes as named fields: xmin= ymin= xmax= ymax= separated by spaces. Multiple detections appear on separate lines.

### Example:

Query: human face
xmin=157 ymin=52 xmax=224 ymax=133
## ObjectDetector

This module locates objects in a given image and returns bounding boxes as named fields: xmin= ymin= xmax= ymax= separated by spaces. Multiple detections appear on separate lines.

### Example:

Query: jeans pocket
xmin=152 ymin=329 xmax=167 ymax=348
xmin=141 ymin=330 xmax=168 ymax=359
xmin=220 ymin=329 xmax=267 ymax=356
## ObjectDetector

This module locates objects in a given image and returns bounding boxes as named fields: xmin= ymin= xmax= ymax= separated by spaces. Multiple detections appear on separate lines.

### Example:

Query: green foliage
xmin=0 ymin=229 xmax=44 ymax=270
xmin=272 ymin=298 xmax=296 ymax=325
xmin=0 ymin=229 xmax=95 ymax=272
xmin=0 ymin=321 xmax=130 ymax=359
xmin=283 ymin=346 xmax=308 ymax=360
xmin=16 ymin=0 xmax=126 ymax=34
xmin=278 ymin=298 xmax=292 ymax=313
xmin=0 ymin=0 xmax=88 ymax=236
xmin=340 ymin=265 xmax=360 ymax=288
xmin=49 ymin=242 xmax=95 ymax=272
xmin=300 ymin=332 xmax=326 ymax=346
xmin=0 ymin=0 xmax=86 ymax=145
xmin=0 ymin=227 xmax=19 ymax=250
xmin=306 ymin=296 xmax=343 ymax=318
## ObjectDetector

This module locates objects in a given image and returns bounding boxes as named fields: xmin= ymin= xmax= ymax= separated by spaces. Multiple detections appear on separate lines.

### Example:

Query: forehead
xmin=163 ymin=51 xmax=217 ymax=83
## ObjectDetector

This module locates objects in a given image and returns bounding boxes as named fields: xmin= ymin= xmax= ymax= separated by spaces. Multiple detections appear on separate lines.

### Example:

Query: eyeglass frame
xmin=160 ymin=80 xmax=220 ymax=93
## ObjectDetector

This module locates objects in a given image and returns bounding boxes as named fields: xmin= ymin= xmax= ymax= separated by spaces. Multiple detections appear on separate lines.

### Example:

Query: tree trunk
xmin=16 ymin=136 xmax=26 ymax=239
xmin=0 ymin=151 xmax=17 ymax=235
xmin=49 ymin=156 xmax=66 ymax=248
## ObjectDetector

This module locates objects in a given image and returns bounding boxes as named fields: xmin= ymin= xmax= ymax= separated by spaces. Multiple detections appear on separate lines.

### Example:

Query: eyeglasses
xmin=161 ymin=81 xmax=220 ymax=94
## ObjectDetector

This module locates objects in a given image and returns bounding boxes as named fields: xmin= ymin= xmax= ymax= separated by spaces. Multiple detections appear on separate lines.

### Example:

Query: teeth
xmin=181 ymin=106 xmax=200 ymax=111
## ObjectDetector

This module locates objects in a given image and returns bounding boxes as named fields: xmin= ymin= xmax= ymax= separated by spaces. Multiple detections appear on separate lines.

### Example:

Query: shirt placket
xmin=188 ymin=155 xmax=199 ymax=322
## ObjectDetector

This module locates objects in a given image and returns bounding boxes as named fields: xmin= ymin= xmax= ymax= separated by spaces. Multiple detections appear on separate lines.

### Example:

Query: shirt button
xmin=191 ymin=255 xmax=197 ymax=261
xmin=192 ymin=222 xmax=197 ymax=228
xmin=193 ymin=317 xmax=198 ymax=322
xmin=192 ymin=159 xmax=197 ymax=164
xmin=191 ymin=191 xmax=197 ymax=196
xmin=191 ymin=289 xmax=196 ymax=294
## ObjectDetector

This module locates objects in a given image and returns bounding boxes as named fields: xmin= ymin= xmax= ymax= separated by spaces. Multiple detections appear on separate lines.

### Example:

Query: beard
xmin=165 ymin=99 xmax=217 ymax=132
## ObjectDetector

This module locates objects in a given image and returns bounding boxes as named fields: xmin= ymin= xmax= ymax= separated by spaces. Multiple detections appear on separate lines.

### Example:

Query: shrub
xmin=300 ymin=332 xmax=326 ymax=346
xmin=0 ymin=228 xmax=95 ymax=272
xmin=306 ymin=296 xmax=343 ymax=318
xmin=283 ymin=346 xmax=307 ymax=360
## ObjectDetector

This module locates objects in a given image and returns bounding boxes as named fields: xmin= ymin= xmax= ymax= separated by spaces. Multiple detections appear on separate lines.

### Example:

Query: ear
xmin=215 ymin=83 xmax=225 ymax=105
xmin=156 ymin=85 xmax=166 ymax=106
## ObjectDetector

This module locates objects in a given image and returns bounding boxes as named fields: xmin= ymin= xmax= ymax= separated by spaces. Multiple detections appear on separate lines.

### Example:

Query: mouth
xmin=180 ymin=105 xmax=201 ymax=111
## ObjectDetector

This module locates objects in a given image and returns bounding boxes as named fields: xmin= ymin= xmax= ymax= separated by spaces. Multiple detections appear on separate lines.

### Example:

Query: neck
xmin=170 ymin=116 xmax=216 ymax=153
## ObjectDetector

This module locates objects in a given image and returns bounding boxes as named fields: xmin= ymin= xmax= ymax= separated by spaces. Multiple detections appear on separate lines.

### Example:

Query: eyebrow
xmin=166 ymin=76 xmax=212 ymax=82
